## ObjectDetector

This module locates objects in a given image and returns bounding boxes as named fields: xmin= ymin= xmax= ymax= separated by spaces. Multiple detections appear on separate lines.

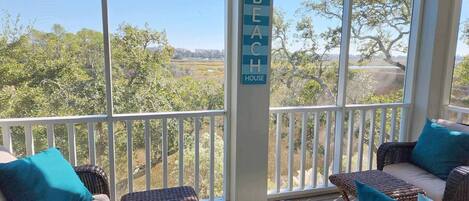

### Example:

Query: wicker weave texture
xmin=377 ymin=142 xmax=416 ymax=171
xmin=74 ymin=165 xmax=110 ymax=197
xmin=376 ymin=142 xmax=469 ymax=201
xmin=121 ymin=186 xmax=199 ymax=201
xmin=444 ymin=166 xmax=469 ymax=201
xmin=329 ymin=170 xmax=424 ymax=201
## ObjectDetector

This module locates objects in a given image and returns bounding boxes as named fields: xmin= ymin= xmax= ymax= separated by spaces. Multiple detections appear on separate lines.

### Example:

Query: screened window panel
xmin=450 ymin=0 xmax=469 ymax=108
xmin=346 ymin=0 xmax=412 ymax=104
xmin=0 ymin=0 xmax=105 ymax=118
xmin=270 ymin=0 xmax=342 ymax=107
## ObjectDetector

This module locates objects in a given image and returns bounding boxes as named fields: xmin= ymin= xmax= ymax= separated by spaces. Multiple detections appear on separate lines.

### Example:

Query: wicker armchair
xmin=377 ymin=142 xmax=469 ymax=201
xmin=74 ymin=165 xmax=110 ymax=197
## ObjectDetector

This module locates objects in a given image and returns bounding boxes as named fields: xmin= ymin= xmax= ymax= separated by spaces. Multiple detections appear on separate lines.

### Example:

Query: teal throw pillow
xmin=411 ymin=119 xmax=469 ymax=180
xmin=355 ymin=180 xmax=395 ymax=201
xmin=418 ymin=194 xmax=433 ymax=201
xmin=0 ymin=148 xmax=93 ymax=201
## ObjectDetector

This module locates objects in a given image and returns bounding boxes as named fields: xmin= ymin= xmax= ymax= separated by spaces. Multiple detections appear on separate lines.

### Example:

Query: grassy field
xmin=171 ymin=59 xmax=224 ymax=83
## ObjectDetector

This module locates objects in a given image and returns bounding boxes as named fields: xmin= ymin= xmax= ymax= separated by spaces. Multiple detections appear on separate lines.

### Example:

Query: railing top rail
xmin=112 ymin=110 xmax=225 ymax=121
xmin=345 ymin=103 xmax=410 ymax=110
xmin=0 ymin=115 xmax=108 ymax=126
xmin=269 ymin=105 xmax=341 ymax=113
xmin=0 ymin=110 xmax=226 ymax=126
xmin=269 ymin=103 xmax=409 ymax=114
xmin=0 ymin=103 xmax=410 ymax=125
xmin=447 ymin=105 xmax=469 ymax=114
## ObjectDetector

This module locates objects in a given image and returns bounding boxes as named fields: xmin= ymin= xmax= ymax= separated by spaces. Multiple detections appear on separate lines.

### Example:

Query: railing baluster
xmin=107 ymin=122 xmax=116 ymax=201
xmin=178 ymin=118 xmax=184 ymax=186
xmin=275 ymin=113 xmax=282 ymax=193
xmin=368 ymin=109 xmax=376 ymax=170
xmin=162 ymin=118 xmax=168 ymax=188
xmin=222 ymin=115 xmax=229 ymax=200
xmin=300 ymin=112 xmax=307 ymax=190
xmin=209 ymin=116 xmax=215 ymax=201
xmin=144 ymin=120 xmax=151 ymax=190
xmin=379 ymin=108 xmax=387 ymax=146
xmin=456 ymin=112 xmax=463 ymax=123
xmin=324 ymin=111 xmax=331 ymax=187
xmin=312 ymin=112 xmax=319 ymax=188
xmin=287 ymin=113 xmax=294 ymax=191
xmin=194 ymin=117 xmax=201 ymax=194
xmin=358 ymin=110 xmax=365 ymax=172
xmin=390 ymin=108 xmax=397 ymax=142
xmin=46 ymin=124 xmax=55 ymax=148
xmin=25 ymin=124 xmax=34 ymax=155
xmin=399 ymin=107 xmax=408 ymax=142
xmin=87 ymin=123 xmax=96 ymax=165
xmin=126 ymin=121 xmax=133 ymax=193
xmin=2 ymin=125 xmax=12 ymax=153
xmin=346 ymin=110 xmax=354 ymax=173
xmin=67 ymin=123 xmax=76 ymax=165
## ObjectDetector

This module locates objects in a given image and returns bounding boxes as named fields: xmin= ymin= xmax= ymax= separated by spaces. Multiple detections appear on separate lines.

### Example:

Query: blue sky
xmin=0 ymin=0 xmax=468 ymax=55
xmin=0 ymin=0 xmax=224 ymax=50
xmin=458 ymin=0 xmax=469 ymax=55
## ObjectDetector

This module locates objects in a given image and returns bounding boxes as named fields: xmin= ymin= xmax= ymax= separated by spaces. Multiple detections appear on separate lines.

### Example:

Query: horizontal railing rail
xmin=345 ymin=103 xmax=409 ymax=110
xmin=0 ymin=115 xmax=108 ymax=126
xmin=445 ymin=105 xmax=469 ymax=123
xmin=0 ymin=110 xmax=225 ymax=126
xmin=269 ymin=105 xmax=342 ymax=113
xmin=0 ymin=110 xmax=226 ymax=201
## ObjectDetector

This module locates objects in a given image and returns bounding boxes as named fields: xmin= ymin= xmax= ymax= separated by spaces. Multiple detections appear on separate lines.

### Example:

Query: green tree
xmin=304 ymin=0 xmax=411 ymax=70
xmin=451 ymin=20 xmax=469 ymax=106
xmin=271 ymin=0 xmax=411 ymax=107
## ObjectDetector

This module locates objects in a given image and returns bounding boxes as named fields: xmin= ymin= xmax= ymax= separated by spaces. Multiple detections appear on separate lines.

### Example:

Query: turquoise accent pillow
xmin=355 ymin=180 xmax=395 ymax=201
xmin=0 ymin=148 xmax=93 ymax=201
xmin=411 ymin=119 xmax=469 ymax=180
xmin=418 ymin=194 xmax=433 ymax=201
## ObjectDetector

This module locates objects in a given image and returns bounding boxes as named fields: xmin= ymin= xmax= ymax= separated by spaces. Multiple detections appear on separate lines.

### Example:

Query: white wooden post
xmin=333 ymin=0 xmax=352 ymax=174
xmin=400 ymin=0 xmax=423 ymax=142
xmin=407 ymin=0 xmax=458 ymax=141
xmin=441 ymin=0 xmax=463 ymax=117
xmin=228 ymin=0 xmax=272 ymax=200
xmin=101 ymin=0 xmax=116 ymax=199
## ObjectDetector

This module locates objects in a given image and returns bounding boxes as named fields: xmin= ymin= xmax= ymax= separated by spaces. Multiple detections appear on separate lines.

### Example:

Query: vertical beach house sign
xmin=241 ymin=0 xmax=272 ymax=85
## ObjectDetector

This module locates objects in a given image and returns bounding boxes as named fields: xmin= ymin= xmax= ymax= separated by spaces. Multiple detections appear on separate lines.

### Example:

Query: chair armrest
xmin=377 ymin=142 xmax=416 ymax=170
xmin=443 ymin=166 xmax=469 ymax=201
xmin=74 ymin=165 xmax=110 ymax=197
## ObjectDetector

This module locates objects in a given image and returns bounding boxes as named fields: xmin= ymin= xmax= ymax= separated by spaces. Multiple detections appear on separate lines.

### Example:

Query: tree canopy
xmin=271 ymin=0 xmax=411 ymax=107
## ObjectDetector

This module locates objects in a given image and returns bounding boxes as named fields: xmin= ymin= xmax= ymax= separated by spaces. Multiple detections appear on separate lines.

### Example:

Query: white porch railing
xmin=267 ymin=103 xmax=410 ymax=198
xmin=0 ymin=103 xmax=412 ymax=200
xmin=0 ymin=110 xmax=226 ymax=201
xmin=445 ymin=105 xmax=469 ymax=124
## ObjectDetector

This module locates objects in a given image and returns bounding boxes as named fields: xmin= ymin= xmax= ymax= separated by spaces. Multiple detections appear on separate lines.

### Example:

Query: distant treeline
xmin=172 ymin=48 xmax=225 ymax=60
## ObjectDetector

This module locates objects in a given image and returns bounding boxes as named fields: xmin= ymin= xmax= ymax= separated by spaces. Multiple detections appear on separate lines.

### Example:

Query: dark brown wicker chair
xmin=377 ymin=142 xmax=469 ymax=201
xmin=74 ymin=165 xmax=110 ymax=197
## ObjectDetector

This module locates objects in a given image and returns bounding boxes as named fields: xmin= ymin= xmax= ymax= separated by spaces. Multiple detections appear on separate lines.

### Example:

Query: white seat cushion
xmin=0 ymin=146 xmax=16 ymax=163
xmin=383 ymin=163 xmax=446 ymax=201
xmin=436 ymin=119 xmax=469 ymax=133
